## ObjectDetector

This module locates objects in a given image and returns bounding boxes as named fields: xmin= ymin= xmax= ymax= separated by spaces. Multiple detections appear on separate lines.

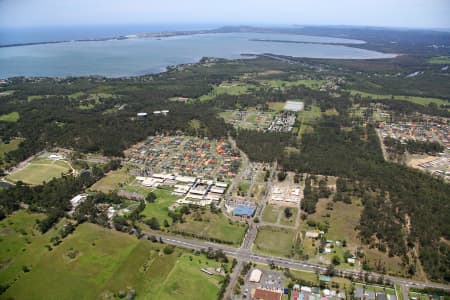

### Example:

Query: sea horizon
xmin=0 ymin=23 xmax=227 ymax=45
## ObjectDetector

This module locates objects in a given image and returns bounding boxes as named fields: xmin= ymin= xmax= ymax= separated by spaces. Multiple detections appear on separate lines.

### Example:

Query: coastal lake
xmin=0 ymin=32 xmax=396 ymax=78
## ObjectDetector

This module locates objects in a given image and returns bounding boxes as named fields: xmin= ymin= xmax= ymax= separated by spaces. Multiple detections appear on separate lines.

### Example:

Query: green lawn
xmin=301 ymin=236 xmax=317 ymax=258
xmin=263 ymin=79 xmax=325 ymax=90
xmin=67 ymin=91 xmax=86 ymax=99
xmin=252 ymin=183 xmax=266 ymax=200
xmin=348 ymin=89 xmax=449 ymax=107
xmin=262 ymin=205 xmax=280 ymax=223
xmin=429 ymin=56 xmax=450 ymax=64
xmin=363 ymin=246 xmax=405 ymax=277
xmin=152 ymin=252 xmax=226 ymax=300
xmin=268 ymin=102 xmax=286 ymax=111
xmin=306 ymin=198 xmax=362 ymax=246
xmin=0 ymin=90 xmax=14 ymax=97
xmin=141 ymin=188 xmax=180 ymax=225
xmin=0 ymin=138 xmax=21 ymax=160
xmin=218 ymin=111 xmax=234 ymax=122
xmin=0 ymin=210 xmax=46 ymax=268
xmin=245 ymin=113 xmax=258 ymax=124
xmin=27 ymin=95 xmax=48 ymax=101
xmin=4 ymin=222 xmax=140 ymax=300
xmin=2 ymin=213 xmax=228 ymax=300
xmin=0 ymin=211 xmax=67 ymax=292
xmin=102 ymin=241 xmax=226 ymax=300
xmin=0 ymin=111 xmax=20 ymax=122
xmin=238 ymin=181 xmax=251 ymax=194
xmin=300 ymin=198 xmax=366 ymax=268
xmin=189 ymin=119 xmax=202 ymax=130
xmin=287 ymin=269 xmax=319 ymax=284
xmin=280 ymin=207 xmax=298 ymax=226
xmin=254 ymin=226 xmax=297 ymax=257
xmin=123 ymin=182 xmax=155 ymax=197
xmin=172 ymin=210 xmax=247 ymax=245
xmin=198 ymin=83 xmax=255 ymax=102
xmin=395 ymin=285 xmax=404 ymax=300
xmin=304 ymin=197 xmax=405 ymax=276
xmin=297 ymin=104 xmax=333 ymax=139
xmin=7 ymin=159 xmax=71 ymax=185
xmin=90 ymin=167 xmax=133 ymax=193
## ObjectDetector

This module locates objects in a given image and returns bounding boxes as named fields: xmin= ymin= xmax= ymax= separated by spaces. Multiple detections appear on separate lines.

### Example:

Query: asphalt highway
xmin=142 ymin=231 xmax=450 ymax=292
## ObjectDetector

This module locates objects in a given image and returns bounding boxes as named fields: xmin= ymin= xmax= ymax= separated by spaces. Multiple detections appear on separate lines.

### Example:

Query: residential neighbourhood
xmin=124 ymin=135 xmax=241 ymax=179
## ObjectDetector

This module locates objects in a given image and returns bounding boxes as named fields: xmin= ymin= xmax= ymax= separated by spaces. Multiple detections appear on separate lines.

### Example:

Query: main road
xmin=141 ymin=231 xmax=450 ymax=293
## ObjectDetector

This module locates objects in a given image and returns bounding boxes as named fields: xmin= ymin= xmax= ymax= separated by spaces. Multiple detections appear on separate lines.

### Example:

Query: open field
xmin=76 ymin=92 xmax=116 ymax=110
xmin=362 ymin=246 xmax=405 ymax=277
xmin=219 ymin=108 xmax=275 ymax=131
xmin=0 ymin=90 xmax=14 ymax=97
xmin=0 ymin=211 xmax=66 ymax=291
xmin=123 ymin=181 xmax=155 ymax=196
xmin=395 ymin=285 xmax=404 ymax=300
xmin=251 ymin=183 xmax=266 ymax=201
xmin=149 ymin=252 xmax=226 ymax=300
xmin=262 ymin=79 xmax=325 ymax=90
xmin=305 ymin=198 xmax=363 ymax=247
xmin=101 ymin=241 xmax=227 ymax=300
xmin=0 ymin=139 xmax=21 ymax=160
xmin=254 ymin=226 xmax=297 ymax=257
xmin=301 ymin=196 xmax=407 ymax=275
xmin=268 ymin=102 xmax=285 ymax=111
xmin=331 ymin=276 xmax=353 ymax=293
xmin=27 ymin=95 xmax=48 ymax=101
xmin=26 ymin=92 xmax=116 ymax=109
xmin=301 ymin=236 xmax=318 ymax=258
xmin=6 ymin=158 xmax=71 ymax=185
xmin=171 ymin=210 xmax=247 ymax=245
xmin=0 ymin=111 xmax=20 ymax=122
xmin=288 ymin=269 xmax=319 ymax=284
xmin=429 ymin=56 xmax=450 ymax=64
xmin=286 ymin=269 xmax=352 ymax=292
xmin=141 ymin=188 xmax=180 ymax=225
xmin=238 ymin=181 xmax=251 ymax=194
xmin=0 ymin=210 xmax=46 ymax=269
xmin=300 ymin=197 xmax=363 ymax=268
xmin=261 ymin=205 xmax=297 ymax=226
xmin=262 ymin=205 xmax=280 ymax=223
xmin=3 ymin=222 xmax=140 ymax=300
xmin=280 ymin=207 xmax=298 ymax=226
xmin=2 ymin=215 xmax=227 ymax=300
xmin=348 ymin=89 xmax=449 ymax=107
xmin=198 ymin=82 xmax=255 ymax=102
xmin=297 ymin=104 xmax=337 ymax=139
xmin=90 ymin=167 xmax=133 ymax=193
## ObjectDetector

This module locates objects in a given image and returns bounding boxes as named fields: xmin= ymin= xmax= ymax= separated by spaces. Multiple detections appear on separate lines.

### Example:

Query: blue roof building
xmin=233 ymin=205 xmax=256 ymax=217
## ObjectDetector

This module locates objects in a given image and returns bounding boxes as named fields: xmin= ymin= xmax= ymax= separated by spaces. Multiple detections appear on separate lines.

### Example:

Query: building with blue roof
xmin=233 ymin=205 xmax=256 ymax=217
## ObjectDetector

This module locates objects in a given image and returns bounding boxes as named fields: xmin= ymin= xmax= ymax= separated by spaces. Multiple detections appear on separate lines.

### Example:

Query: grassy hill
xmin=1 ymin=211 xmax=229 ymax=300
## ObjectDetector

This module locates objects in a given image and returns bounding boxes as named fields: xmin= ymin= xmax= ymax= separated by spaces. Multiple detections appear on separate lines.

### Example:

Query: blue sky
xmin=0 ymin=0 xmax=449 ymax=29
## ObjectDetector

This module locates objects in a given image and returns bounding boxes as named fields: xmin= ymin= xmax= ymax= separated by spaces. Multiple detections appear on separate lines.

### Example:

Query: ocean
xmin=0 ymin=25 xmax=396 ymax=78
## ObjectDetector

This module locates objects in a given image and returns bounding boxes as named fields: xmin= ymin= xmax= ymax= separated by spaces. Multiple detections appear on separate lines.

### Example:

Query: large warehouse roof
xmin=249 ymin=269 xmax=263 ymax=283
xmin=284 ymin=101 xmax=304 ymax=112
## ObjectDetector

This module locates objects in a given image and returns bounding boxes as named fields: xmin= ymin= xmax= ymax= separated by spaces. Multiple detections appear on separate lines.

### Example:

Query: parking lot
xmin=240 ymin=268 xmax=285 ymax=299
